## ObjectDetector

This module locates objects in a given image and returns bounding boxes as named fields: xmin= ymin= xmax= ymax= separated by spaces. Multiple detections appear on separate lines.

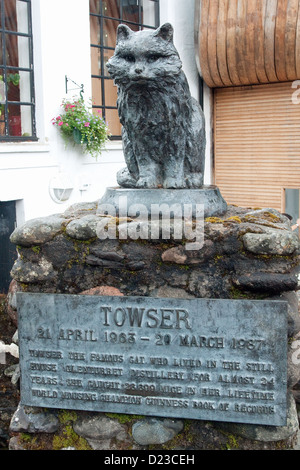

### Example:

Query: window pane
xmin=0 ymin=70 xmax=6 ymax=103
xmin=5 ymin=0 xmax=29 ymax=34
xmin=7 ymin=70 xmax=20 ymax=102
xmin=122 ymin=0 xmax=139 ymax=23
xmin=103 ymin=19 xmax=119 ymax=48
xmin=0 ymin=111 xmax=5 ymax=136
xmin=8 ymin=103 xmax=32 ymax=136
xmin=20 ymin=104 xmax=32 ymax=135
xmin=91 ymin=46 xmax=101 ymax=75
xmin=90 ymin=1 xmax=121 ymax=18
xmin=5 ymin=33 xmax=18 ymax=67
xmin=7 ymin=68 xmax=31 ymax=103
xmin=104 ymin=0 xmax=120 ymax=18
xmin=18 ymin=70 xmax=31 ymax=102
xmin=8 ymin=105 xmax=21 ymax=136
xmin=90 ymin=15 xmax=100 ymax=46
xmin=7 ymin=68 xmax=32 ymax=106
xmin=6 ymin=34 xmax=30 ymax=68
xmin=105 ymin=108 xmax=121 ymax=136
xmin=91 ymin=47 xmax=114 ymax=78
xmin=141 ymin=0 xmax=156 ymax=26
xmin=104 ymin=79 xmax=118 ymax=107
xmin=91 ymin=77 xmax=102 ymax=107
xmin=90 ymin=0 xmax=100 ymax=15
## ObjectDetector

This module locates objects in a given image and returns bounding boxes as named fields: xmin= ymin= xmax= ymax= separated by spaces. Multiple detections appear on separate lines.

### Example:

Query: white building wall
xmin=0 ymin=0 xmax=211 ymax=225
xmin=0 ymin=0 xmax=125 ymax=224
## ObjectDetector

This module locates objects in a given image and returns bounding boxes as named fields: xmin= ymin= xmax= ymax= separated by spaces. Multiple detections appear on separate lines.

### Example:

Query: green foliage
xmin=230 ymin=286 xmax=249 ymax=299
xmin=52 ymin=98 xmax=110 ymax=158
xmin=205 ymin=217 xmax=224 ymax=224
xmin=225 ymin=433 xmax=239 ymax=450
xmin=52 ymin=424 xmax=91 ymax=451
xmin=8 ymin=73 xmax=20 ymax=86
xmin=53 ymin=410 xmax=91 ymax=450
xmin=58 ymin=410 xmax=78 ymax=425
xmin=225 ymin=216 xmax=242 ymax=223
xmin=105 ymin=413 xmax=143 ymax=424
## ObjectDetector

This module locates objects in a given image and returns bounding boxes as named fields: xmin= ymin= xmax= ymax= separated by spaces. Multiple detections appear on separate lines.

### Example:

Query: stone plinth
xmin=7 ymin=201 xmax=300 ymax=450
xmin=98 ymin=185 xmax=227 ymax=218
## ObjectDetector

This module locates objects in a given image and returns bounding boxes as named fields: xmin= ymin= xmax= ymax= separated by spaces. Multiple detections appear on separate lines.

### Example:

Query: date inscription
xmin=17 ymin=294 xmax=288 ymax=426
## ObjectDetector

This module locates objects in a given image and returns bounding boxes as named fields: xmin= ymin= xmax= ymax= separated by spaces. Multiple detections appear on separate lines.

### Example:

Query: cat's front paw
xmin=185 ymin=173 xmax=203 ymax=188
xmin=163 ymin=177 xmax=186 ymax=189
xmin=136 ymin=177 xmax=159 ymax=188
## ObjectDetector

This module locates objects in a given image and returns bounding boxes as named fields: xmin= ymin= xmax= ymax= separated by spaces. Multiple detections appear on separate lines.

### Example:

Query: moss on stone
xmin=242 ymin=211 xmax=281 ymax=224
xmin=264 ymin=212 xmax=281 ymax=222
xmin=224 ymin=433 xmax=240 ymax=450
xmin=217 ymin=429 xmax=240 ymax=450
xmin=179 ymin=265 xmax=190 ymax=271
xmin=52 ymin=424 xmax=92 ymax=450
xmin=225 ymin=216 xmax=242 ymax=224
xmin=58 ymin=410 xmax=78 ymax=425
xmin=230 ymin=286 xmax=250 ymax=299
xmin=19 ymin=433 xmax=55 ymax=451
xmin=50 ymin=411 xmax=92 ymax=450
xmin=20 ymin=432 xmax=33 ymax=443
xmin=205 ymin=217 xmax=224 ymax=224
xmin=105 ymin=413 xmax=144 ymax=424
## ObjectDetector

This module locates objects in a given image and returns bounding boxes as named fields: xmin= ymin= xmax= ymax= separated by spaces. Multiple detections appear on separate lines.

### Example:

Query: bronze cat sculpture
xmin=107 ymin=23 xmax=205 ymax=189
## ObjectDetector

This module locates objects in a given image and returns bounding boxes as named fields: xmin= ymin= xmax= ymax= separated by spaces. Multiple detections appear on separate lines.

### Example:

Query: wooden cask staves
xmin=197 ymin=0 xmax=300 ymax=87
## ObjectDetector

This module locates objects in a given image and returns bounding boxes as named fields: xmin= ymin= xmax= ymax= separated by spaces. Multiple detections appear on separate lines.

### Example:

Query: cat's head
xmin=107 ymin=23 xmax=182 ymax=88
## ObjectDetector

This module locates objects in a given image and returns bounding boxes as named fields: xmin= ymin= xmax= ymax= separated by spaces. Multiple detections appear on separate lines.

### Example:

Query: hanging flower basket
xmin=72 ymin=128 xmax=88 ymax=145
xmin=52 ymin=98 xmax=110 ymax=158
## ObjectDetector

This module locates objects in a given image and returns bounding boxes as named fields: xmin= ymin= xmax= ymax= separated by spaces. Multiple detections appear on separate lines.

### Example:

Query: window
xmin=0 ymin=0 xmax=36 ymax=141
xmin=90 ymin=0 xmax=160 ymax=139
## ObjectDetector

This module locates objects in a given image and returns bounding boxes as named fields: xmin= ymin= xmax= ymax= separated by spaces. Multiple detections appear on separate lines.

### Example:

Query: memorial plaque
xmin=17 ymin=293 xmax=288 ymax=426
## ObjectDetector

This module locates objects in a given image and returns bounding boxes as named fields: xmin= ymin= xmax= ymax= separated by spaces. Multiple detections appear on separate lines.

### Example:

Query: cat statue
xmin=107 ymin=23 xmax=206 ymax=189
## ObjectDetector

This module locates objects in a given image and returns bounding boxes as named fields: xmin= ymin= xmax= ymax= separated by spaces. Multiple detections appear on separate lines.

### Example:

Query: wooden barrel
xmin=196 ymin=0 xmax=300 ymax=86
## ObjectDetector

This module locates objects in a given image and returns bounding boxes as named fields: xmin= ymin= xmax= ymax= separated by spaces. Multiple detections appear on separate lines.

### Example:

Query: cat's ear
xmin=154 ymin=23 xmax=174 ymax=42
xmin=117 ymin=24 xmax=132 ymax=43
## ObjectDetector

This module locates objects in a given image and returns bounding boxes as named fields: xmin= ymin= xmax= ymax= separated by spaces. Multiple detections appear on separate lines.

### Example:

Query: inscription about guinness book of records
xmin=17 ymin=293 xmax=288 ymax=426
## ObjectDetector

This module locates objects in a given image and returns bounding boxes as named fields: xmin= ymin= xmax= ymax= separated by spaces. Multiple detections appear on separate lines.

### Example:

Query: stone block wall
xmin=6 ymin=201 xmax=300 ymax=450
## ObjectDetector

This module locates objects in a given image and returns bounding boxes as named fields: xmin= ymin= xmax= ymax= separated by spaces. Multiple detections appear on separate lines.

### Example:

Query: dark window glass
xmin=0 ymin=0 xmax=36 ymax=141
